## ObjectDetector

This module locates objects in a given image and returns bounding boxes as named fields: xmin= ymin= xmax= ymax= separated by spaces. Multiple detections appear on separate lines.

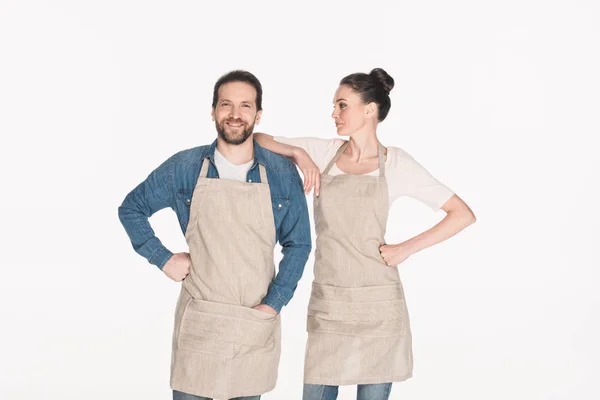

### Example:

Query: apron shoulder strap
xmin=199 ymin=158 xmax=210 ymax=178
xmin=259 ymin=164 xmax=268 ymax=184
xmin=323 ymin=141 xmax=386 ymax=177
xmin=323 ymin=141 xmax=350 ymax=175
xmin=378 ymin=143 xmax=386 ymax=178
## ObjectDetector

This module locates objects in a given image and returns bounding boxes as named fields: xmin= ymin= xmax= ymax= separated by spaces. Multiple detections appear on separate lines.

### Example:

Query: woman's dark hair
xmin=339 ymin=68 xmax=394 ymax=122
xmin=212 ymin=70 xmax=263 ymax=111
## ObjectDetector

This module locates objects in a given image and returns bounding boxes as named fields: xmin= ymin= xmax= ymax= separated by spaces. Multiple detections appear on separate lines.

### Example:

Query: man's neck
xmin=216 ymin=136 xmax=255 ymax=165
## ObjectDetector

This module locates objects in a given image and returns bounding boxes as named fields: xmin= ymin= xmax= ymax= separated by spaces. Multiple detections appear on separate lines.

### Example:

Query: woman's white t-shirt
xmin=274 ymin=137 xmax=454 ymax=211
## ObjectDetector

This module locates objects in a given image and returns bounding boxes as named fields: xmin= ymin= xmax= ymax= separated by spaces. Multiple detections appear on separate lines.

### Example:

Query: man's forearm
xmin=118 ymin=156 xmax=175 ymax=269
xmin=261 ymin=244 xmax=311 ymax=312
xmin=118 ymin=203 xmax=174 ymax=269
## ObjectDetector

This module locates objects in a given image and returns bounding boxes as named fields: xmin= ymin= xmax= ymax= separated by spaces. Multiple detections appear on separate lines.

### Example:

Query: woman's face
xmin=331 ymin=85 xmax=369 ymax=137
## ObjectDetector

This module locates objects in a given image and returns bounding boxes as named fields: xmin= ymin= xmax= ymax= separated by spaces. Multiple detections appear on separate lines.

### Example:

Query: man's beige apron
xmin=305 ymin=141 xmax=413 ymax=386
xmin=170 ymin=158 xmax=281 ymax=399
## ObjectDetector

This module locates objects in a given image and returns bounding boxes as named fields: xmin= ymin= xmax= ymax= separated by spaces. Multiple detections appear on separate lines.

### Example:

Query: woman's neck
xmin=346 ymin=131 xmax=380 ymax=163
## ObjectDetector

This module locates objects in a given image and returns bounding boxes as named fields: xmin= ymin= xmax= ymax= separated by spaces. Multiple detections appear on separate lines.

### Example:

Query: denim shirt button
xmin=248 ymin=179 xmax=252 ymax=183
xmin=278 ymin=204 xmax=282 ymax=208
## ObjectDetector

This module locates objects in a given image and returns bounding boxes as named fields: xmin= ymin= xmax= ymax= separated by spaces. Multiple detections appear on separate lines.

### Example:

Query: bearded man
xmin=118 ymin=70 xmax=311 ymax=400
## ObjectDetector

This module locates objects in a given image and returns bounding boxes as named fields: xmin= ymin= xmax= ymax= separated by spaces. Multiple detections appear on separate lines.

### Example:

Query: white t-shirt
xmin=214 ymin=149 xmax=254 ymax=182
xmin=274 ymin=137 xmax=454 ymax=211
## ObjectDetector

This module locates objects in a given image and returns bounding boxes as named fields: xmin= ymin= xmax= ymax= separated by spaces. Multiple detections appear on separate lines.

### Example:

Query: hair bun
xmin=370 ymin=68 xmax=394 ymax=94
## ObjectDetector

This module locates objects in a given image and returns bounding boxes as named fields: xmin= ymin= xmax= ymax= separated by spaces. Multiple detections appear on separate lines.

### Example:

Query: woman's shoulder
xmin=325 ymin=138 xmax=347 ymax=150
xmin=274 ymin=136 xmax=344 ymax=149
xmin=274 ymin=136 xmax=346 ymax=171
xmin=313 ymin=138 xmax=346 ymax=169
xmin=385 ymin=145 xmax=416 ymax=167
xmin=305 ymin=137 xmax=346 ymax=148
xmin=301 ymin=137 xmax=346 ymax=158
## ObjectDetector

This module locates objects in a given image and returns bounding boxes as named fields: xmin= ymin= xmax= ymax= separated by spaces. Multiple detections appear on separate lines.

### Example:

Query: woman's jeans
xmin=303 ymin=383 xmax=393 ymax=400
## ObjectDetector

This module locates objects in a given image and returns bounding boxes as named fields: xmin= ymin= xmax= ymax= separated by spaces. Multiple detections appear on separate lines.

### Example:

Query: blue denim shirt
xmin=118 ymin=139 xmax=312 ymax=312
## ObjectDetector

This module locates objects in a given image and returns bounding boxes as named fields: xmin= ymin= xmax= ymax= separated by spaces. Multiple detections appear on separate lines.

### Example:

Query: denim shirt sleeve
xmin=118 ymin=156 xmax=175 ymax=269
xmin=261 ymin=167 xmax=312 ymax=313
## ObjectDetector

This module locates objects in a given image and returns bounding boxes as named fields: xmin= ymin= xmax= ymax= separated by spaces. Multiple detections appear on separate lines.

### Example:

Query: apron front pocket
xmin=307 ymin=283 xmax=406 ymax=337
xmin=178 ymin=298 xmax=278 ymax=358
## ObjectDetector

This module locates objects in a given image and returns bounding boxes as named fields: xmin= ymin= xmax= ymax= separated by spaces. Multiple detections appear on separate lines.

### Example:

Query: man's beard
xmin=216 ymin=118 xmax=255 ymax=145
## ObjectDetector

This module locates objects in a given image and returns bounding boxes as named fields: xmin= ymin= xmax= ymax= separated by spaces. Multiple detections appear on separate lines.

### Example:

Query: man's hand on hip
xmin=163 ymin=253 xmax=191 ymax=282
xmin=253 ymin=304 xmax=278 ymax=315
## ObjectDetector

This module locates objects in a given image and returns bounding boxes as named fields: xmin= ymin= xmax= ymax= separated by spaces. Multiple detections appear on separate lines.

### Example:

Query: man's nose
xmin=230 ymin=106 xmax=241 ymax=119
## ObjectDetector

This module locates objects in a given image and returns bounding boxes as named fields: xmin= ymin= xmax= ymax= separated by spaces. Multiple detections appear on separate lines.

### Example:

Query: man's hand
xmin=162 ymin=252 xmax=191 ymax=282
xmin=252 ymin=304 xmax=278 ymax=315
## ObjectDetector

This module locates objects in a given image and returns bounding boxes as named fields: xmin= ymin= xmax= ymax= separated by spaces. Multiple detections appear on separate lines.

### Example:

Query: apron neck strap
xmin=199 ymin=158 xmax=268 ymax=184
xmin=259 ymin=164 xmax=268 ymax=184
xmin=323 ymin=141 xmax=350 ymax=175
xmin=322 ymin=141 xmax=387 ymax=177
xmin=199 ymin=158 xmax=210 ymax=178
xmin=378 ymin=143 xmax=386 ymax=178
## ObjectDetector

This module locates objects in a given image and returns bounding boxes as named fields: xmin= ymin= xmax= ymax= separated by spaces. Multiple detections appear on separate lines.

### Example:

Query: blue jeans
xmin=173 ymin=389 xmax=261 ymax=400
xmin=303 ymin=383 xmax=392 ymax=400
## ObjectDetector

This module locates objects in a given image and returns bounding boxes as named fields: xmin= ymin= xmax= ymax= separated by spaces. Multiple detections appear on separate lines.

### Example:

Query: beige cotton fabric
xmin=304 ymin=141 xmax=413 ymax=386
xmin=170 ymin=158 xmax=281 ymax=399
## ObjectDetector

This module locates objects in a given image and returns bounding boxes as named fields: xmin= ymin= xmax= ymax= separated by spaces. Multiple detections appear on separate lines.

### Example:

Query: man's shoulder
xmin=257 ymin=146 xmax=295 ymax=173
xmin=169 ymin=145 xmax=211 ymax=166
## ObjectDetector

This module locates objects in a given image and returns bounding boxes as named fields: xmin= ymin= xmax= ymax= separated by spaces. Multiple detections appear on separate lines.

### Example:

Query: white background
xmin=0 ymin=1 xmax=598 ymax=399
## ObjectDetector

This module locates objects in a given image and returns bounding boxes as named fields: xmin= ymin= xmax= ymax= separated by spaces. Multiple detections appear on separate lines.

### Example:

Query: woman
xmin=255 ymin=68 xmax=475 ymax=400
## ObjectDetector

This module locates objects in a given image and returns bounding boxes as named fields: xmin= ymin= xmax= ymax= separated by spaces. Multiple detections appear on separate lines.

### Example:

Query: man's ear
xmin=255 ymin=110 xmax=263 ymax=125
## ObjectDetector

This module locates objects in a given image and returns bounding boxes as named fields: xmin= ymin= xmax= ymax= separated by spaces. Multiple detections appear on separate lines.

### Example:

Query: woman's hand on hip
xmin=379 ymin=243 xmax=411 ymax=267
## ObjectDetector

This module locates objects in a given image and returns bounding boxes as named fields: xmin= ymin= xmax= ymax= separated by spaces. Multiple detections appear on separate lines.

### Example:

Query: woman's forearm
xmin=401 ymin=206 xmax=475 ymax=256
xmin=384 ymin=194 xmax=476 ymax=265
xmin=254 ymin=133 xmax=321 ymax=194
xmin=254 ymin=132 xmax=302 ymax=159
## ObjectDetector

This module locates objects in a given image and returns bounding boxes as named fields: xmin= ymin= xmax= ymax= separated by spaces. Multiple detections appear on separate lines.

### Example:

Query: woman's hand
xmin=379 ymin=243 xmax=412 ymax=267
xmin=292 ymin=148 xmax=321 ymax=196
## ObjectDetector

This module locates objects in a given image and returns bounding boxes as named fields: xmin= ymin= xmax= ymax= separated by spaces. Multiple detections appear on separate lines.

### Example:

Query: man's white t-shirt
xmin=214 ymin=148 xmax=254 ymax=182
xmin=274 ymin=137 xmax=454 ymax=211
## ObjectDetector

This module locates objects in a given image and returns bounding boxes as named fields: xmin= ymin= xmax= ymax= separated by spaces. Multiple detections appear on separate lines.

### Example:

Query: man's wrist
xmin=260 ymin=295 xmax=284 ymax=314
xmin=150 ymin=246 xmax=174 ymax=270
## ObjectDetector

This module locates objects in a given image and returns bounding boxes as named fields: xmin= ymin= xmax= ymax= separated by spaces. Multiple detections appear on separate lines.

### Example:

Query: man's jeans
xmin=173 ymin=389 xmax=260 ymax=400
xmin=302 ymin=383 xmax=392 ymax=400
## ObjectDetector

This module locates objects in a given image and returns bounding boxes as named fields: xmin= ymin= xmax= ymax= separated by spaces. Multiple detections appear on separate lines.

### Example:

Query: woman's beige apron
xmin=305 ymin=141 xmax=413 ymax=386
xmin=170 ymin=158 xmax=281 ymax=399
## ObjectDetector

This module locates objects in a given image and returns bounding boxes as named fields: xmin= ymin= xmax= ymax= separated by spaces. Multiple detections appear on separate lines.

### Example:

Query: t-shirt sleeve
xmin=273 ymin=136 xmax=346 ymax=172
xmin=387 ymin=147 xmax=454 ymax=211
